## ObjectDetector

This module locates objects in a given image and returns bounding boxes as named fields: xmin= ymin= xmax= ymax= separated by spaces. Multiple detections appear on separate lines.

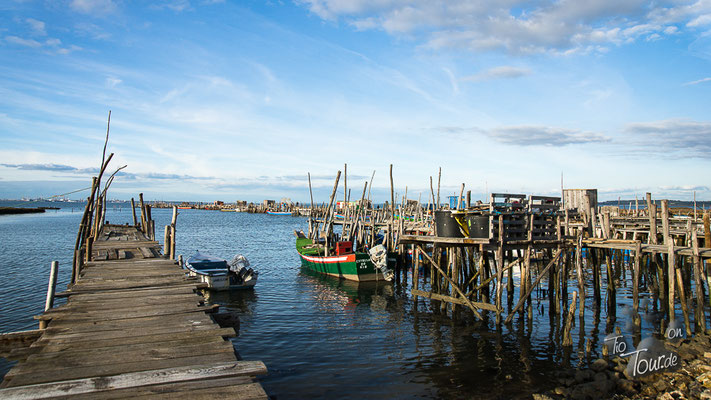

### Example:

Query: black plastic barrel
xmin=466 ymin=215 xmax=489 ymax=238
xmin=435 ymin=210 xmax=463 ymax=237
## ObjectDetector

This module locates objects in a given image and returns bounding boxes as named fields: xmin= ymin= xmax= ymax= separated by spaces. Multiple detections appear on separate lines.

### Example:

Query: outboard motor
xmin=368 ymin=244 xmax=394 ymax=281
xmin=228 ymin=255 xmax=257 ymax=283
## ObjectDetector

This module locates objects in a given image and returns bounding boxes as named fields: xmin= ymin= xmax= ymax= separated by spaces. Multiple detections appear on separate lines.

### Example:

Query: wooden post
xmin=496 ymin=216 xmax=504 ymax=324
xmin=146 ymin=205 xmax=153 ymax=240
xmin=389 ymin=164 xmax=396 ymax=252
xmin=164 ymin=225 xmax=171 ymax=257
xmin=704 ymin=211 xmax=711 ymax=248
xmin=322 ymin=171 xmax=342 ymax=256
xmin=413 ymin=244 xmax=420 ymax=291
xmin=85 ymin=236 xmax=93 ymax=263
xmin=633 ymin=241 xmax=641 ymax=327
xmin=562 ymin=291 xmax=578 ymax=346
xmin=44 ymin=261 xmax=58 ymax=312
xmin=418 ymin=244 xmax=484 ymax=319
xmin=692 ymin=230 xmax=706 ymax=332
xmin=505 ymin=249 xmax=563 ymax=323
xmin=575 ymin=235 xmax=585 ymax=319
xmin=170 ymin=206 xmax=178 ymax=260
xmin=646 ymin=193 xmax=657 ymax=244
xmin=139 ymin=193 xmax=147 ymax=234
xmin=436 ymin=167 xmax=441 ymax=210
xmin=661 ymin=200 xmax=670 ymax=243
xmin=308 ymin=173 xmax=314 ymax=238
xmin=457 ymin=183 xmax=464 ymax=210
xmin=131 ymin=198 xmax=138 ymax=226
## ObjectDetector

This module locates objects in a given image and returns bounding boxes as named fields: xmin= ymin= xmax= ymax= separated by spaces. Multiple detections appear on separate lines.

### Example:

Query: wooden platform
xmin=0 ymin=225 xmax=267 ymax=399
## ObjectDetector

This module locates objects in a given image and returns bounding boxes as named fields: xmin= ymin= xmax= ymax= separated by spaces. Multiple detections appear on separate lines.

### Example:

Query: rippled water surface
xmin=0 ymin=202 xmax=674 ymax=398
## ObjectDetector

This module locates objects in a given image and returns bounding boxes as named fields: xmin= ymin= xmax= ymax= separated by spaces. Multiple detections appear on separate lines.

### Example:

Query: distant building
xmin=236 ymin=200 xmax=247 ymax=207
xmin=262 ymin=200 xmax=275 ymax=207
xmin=214 ymin=200 xmax=224 ymax=206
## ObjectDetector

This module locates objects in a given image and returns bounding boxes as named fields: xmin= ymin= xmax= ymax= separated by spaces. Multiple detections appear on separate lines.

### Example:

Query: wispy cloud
xmin=433 ymin=125 xmax=610 ymax=146
xmin=488 ymin=126 xmax=611 ymax=146
xmin=683 ymin=77 xmax=711 ymax=86
xmin=5 ymin=35 xmax=42 ymax=47
xmin=152 ymin=0 xmax=192 ymax=12
xmin=69 ymin=0 xmax=118 ymax=15
xmin=4 ymin=35 xmax=81 ymax=54
xmin=26 ymin=18 xmax=46 ymax=36
xmin=1 ymin=163 xmax=84 ymax=172
xmin=624 ymin=119 xmax=711 ymax=157
xmin=461 ymin=66 xmax=531 ymax=82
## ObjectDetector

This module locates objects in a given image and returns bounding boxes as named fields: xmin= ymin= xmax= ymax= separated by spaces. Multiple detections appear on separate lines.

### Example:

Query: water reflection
xmin=1 ymin=208 xmax=698 ymax=398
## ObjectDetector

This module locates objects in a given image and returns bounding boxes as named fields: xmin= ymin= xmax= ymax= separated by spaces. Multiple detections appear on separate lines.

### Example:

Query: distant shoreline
xmin=0 ymin=207 xmax=48 ymax=215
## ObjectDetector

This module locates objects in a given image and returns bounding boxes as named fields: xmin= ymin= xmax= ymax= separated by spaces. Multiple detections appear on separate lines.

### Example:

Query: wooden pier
xmin=0 ymin=224 xmax=267 ymax=399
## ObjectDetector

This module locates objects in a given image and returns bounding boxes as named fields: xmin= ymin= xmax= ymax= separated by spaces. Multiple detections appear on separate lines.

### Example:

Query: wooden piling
xmin=562 ymin=291 xmax=578 ymax=346
xmin=131 ymin=198 xmax=138 ymax=226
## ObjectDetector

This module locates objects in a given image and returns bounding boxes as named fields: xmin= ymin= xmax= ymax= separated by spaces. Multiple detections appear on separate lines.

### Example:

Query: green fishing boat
xmin=295 ymin=232 xmax=392 ymax=282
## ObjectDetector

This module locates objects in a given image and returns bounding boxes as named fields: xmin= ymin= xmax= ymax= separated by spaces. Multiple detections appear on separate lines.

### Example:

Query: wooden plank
xmin=91 ymin=240 xmax=160 ymax=249
xmin=39 ymin=314 xmax=218 ymax=342
xmin=4 ymin=350 xmax=240 ymax=387
xmin=42 ymin=311 xmax=217 ymax=332
xmin=35 ymin=303 xmax=218 ymax=322
xmin=53 ymin=378 xmax=264 ymax=400
xmin=125 ymin=383 xmax=267 ymax=400
xmin=60 ymin=293 xmax=201 ymax=308
xmin=56 ymin=282 xmax=207 ymax=297
xmin=399 ymin=234 xmax=490 ymax=246
xmin=0 ymin=330 xmax=43 ymax=356
xmin=138 ymin=247 xmax=155 ymax=258
xmin=12 ymin=341 xmax=236 ymax=374
xmin=411 ymin=289 xmax=498 ymax=311
xmin=0 ymin=361 xmax=267 ymax=398
xmin=82 ymin=259 xmax=178 ymax=268
xmin=61 ymin=286 xmax=198 ymax=301
xmin=40 ymin=299 xmax=207 ymax=317
xmin=26 ymin=328 xmax=236 ymax=354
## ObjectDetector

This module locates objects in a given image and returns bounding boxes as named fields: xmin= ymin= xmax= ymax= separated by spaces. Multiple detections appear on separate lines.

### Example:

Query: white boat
xmin=184 ymin=251 xmax=257 ymax=290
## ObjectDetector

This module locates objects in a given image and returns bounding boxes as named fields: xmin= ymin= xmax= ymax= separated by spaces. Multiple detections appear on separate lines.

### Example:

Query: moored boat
xmin=295 ymin=231 xmax=393 ymax=282
xmin=266 ymin=210 xmax=292 ymax=216
xmin=185 ymin=251 xmax=257 ymax=290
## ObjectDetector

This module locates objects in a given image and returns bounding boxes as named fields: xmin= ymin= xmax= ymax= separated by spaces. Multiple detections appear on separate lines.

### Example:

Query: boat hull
xmin=298 ymin=252 xmax=385 ymax=282
xmin=186 ymin=269 xmax=257 ymax=290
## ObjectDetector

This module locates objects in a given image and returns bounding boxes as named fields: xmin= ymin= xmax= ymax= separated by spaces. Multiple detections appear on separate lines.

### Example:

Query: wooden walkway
xmin=0 ymin=225 xmax=268 ymax=399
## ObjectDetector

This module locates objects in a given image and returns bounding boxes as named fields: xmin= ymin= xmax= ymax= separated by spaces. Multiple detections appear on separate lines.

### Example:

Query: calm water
xmin=0 ymin=202 xmax=679 ymax=398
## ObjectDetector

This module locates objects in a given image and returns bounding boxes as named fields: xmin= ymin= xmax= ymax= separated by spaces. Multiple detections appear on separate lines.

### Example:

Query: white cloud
xmin=106 ymin=77 xmax=122 ymax=88
xmin=433 ymin=125 xmax=610 ymax=146
xmin=5 ymin=35 xmax=42 ymax=47
xmin=625 ymin=119 xmax=711 ymax=157
xmin=297 ymin=0 xmax=707 ymax=54
xmin=683 ymin=77 xmax=711 ymax=85
xmin=26 ymin=18 xmax=46 ymax=36
xmin=153 ymin=0 xmax=192 ymax=12
xmin=461 ymin=66 xmax=531 ymax=82
xmin=70 ymin=0 xmax=118 ymax=15
xmin=487 ymin=126 xmax=611 ymax=146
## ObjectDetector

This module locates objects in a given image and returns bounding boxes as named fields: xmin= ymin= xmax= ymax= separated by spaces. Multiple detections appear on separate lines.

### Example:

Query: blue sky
xmin=1 ymin=0 xmax=710 ymax=203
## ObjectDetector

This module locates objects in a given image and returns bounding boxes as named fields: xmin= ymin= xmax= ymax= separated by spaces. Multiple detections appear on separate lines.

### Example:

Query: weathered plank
xmin=25 ymin=327 xmax=236 ymax=354
xmin=0 ymin=361 xmax=267 ymax=399
xmin=3 ymin=352 xmax=240 ymax=387
xmin=55 ymin=378 xmax=265 ymax=400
